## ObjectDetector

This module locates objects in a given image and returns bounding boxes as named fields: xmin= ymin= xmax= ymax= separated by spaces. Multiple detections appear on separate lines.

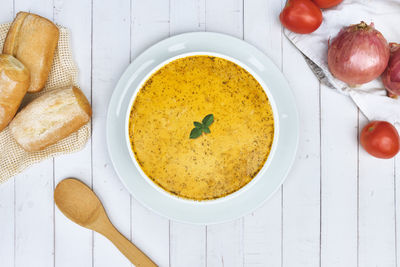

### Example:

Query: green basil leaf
xmin=189 ymin=127 xmax=202 ymax=139
xmin=202 ymin=114 xmax=214 ymax=127
xmin=203 ymin=127 xmax=211 ymax=134
xmin=194 ymin=121 xmax=203 ymax=128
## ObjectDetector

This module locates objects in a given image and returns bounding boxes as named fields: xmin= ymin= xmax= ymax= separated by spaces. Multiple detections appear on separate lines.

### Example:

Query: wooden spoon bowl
xmin=54 ymin=178 xmax=157 ymax=267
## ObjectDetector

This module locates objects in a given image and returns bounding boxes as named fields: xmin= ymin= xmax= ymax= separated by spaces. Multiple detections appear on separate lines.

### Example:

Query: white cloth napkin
xmin=284 ymin=0 xmax=400 ymax=124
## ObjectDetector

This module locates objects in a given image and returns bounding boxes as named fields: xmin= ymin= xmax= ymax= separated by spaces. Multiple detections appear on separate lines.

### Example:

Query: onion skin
xmin=382 ymin=43 xmax=400 ymax=97
xmin=328 ymin=22 xmax=390 ymax=86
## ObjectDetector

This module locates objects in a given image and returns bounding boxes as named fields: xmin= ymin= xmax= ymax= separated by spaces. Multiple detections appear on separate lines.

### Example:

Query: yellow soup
xmin=129 ymin=55 xmax=274 ymax=200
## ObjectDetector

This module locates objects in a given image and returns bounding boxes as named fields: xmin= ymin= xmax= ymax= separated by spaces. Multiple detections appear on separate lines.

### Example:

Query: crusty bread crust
xmin=0 ymin=54 xmax=30 ymax=131
xmin=9 ymin=86 xmax=92 ymax=152
xmin=72 ymin=86 xmax=92 ymax=117
xmin=3 ymin=12 xmax=59 ymax=93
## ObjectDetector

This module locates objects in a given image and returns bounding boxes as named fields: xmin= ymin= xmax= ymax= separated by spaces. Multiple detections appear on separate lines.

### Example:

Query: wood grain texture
xmin=12 ymin=2 xmax=54 ymax=267
xmin=131 ymin=1 xmax=171 ymax=266
xmin=54 ymin=178 xmax=156 ymax=267
xmin=205 ymin=0 xmax=242 ymax=36
xmin=396 ymin=156 xmax=400 ymax=267
xmin=170 ymin=0 xmax=205 ymax=35
xmin=131 ymin=201 xmax=170 ymax=266
xmin=53 ymin=0 xmax=93 ymax=266
xmin=282 ymin=22 xmax=321 ymax=267
xmin=92 ymin=0 xmax=132 ymax=266
xmin=0 ymin=0 xmax=399 ymax=266
xmin=243 ymin=0 xmax=283 ymax=266
xmin=0 ymin=180 xmax=15 ymax=267
xmin=15 ymin=161 xmax=54 ymax=267
xmin=170 ymin=222 xmax=206 ymax=267
xmin=207 ymin=221 xmax=243 ymax=267
xmin=320 ymin=86 xmax=358 ymax=267
xmin=101 ymin=223 xmax=157 ymax=267
xmin=131 ymin=0 xmax=170 ymax=58
xmin=0 ymin=4 xmax=16 ymax=267
xmin=358 ymin=114 xmax=396 ymax=267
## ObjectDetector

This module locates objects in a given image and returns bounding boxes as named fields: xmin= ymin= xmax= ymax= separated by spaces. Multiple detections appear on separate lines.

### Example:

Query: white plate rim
xmin=106 ymin=32 xmax=299 ymax=225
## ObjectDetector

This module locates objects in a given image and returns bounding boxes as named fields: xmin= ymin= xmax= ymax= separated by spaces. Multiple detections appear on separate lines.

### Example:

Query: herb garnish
xmin=189 ymin=114 xmax=214 ymax=139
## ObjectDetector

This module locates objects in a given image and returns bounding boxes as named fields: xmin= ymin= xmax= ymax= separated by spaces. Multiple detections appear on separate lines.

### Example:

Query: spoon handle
xmin=101 ymin=224 xmax=157 ymax=267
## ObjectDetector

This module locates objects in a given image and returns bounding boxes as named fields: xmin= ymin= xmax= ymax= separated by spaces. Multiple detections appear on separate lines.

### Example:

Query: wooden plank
xmin=130 ymin=0 xmax=170 ymax=266
xmin=205 ymin=0 xmax=242 ymax=36
xmin=170 ymin=0 xmax=205 ymax=35
xmin=207 ymin=221 xmax=243 ymax=267
xmin=53 ymin=0 xmax=93 ymax=266
xmin=204 ymin=1 xmax=244 ymax=266
xmin=131 ymin=0 xmax=169 ymax=57
xmin=0 ymin=0 xmax=13 ymax=22
xmin=243 ymin=0 xmax=283 ymax=266
xmin=170 ymin=222 xmax=206 ymax=267
xmin=396 ymin=156 xmax=400 ymax=267
xmin=15 ymin=0 xmax=53 ymax=16
xmin=358 ymin=114 xmax=396 ymax=267
xmin=0 ymin=180 xmax=15 ymax=267
xmin=168 ymin=1 xmax=207 ymax=266
xmin=131 ymin=201 xmax=170 ymax=266
xmin=244 ymin=0 xmax=283 ymax=67
xmin=281 ymin=20 xmax=321 ymax=267
xmin=14 ymin=161 xmax=54 ymax=267
xmin=13 ymin=2 xmax=54 ymax=267
xmin=320 ymin=86 xmax=358 ymax=267
xmin=92 ymin=0 xmax=132 ymax=266
xmin=0 ymin=4 xmax=16 ymax=267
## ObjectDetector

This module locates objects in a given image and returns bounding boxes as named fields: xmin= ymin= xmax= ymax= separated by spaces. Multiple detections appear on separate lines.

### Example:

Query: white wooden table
xmin=0 ymin=0 xmax=398 ymax=266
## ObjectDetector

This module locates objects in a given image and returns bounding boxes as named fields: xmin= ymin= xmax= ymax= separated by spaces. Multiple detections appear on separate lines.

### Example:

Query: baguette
xmin=0 ymin=54 xmax=30 ymax=131
xmin=3 ymin=12 xmax=59 ymax=93
xmin=9 ymin=86 xmax=92 ymax=152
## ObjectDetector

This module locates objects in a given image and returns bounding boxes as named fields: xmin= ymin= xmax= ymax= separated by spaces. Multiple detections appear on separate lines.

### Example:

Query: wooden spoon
xmin=54 ymin=178 xmax=157 ymax=267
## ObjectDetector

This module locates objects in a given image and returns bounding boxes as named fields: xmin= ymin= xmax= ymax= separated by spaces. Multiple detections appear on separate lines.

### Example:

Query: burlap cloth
xmin=0 ymin=23 xmax=91 ymax=184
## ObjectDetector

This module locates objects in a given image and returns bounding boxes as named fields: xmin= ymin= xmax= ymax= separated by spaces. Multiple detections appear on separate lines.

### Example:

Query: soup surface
xmin=129 ymin=55 xmax=274 ymax=200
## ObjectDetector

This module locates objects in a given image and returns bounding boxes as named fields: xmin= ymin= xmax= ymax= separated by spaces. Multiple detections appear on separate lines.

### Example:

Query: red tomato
xmin=360 ymin=121 xmax=400 ymax=159
xmin=279 ymin=0 xmax=323 ymax=34
xmin=312 ymin=0 xmax=343 ymax=8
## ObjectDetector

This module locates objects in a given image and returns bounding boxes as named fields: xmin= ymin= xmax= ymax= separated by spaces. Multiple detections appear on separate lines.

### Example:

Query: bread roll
xmin=10 ymin=86 xmax=92 ymax=152
xmin=0 ymin=54 xmax=30 ymax=131
xmin=3 ymin=12 xmax=59 ymax=93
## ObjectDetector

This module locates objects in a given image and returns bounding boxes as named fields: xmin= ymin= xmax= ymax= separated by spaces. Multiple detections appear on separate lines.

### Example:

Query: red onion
xmin=328 ymin=22 xmax=390 ymax=86
xmin=382 ymin=43 xmax=400 ymax=97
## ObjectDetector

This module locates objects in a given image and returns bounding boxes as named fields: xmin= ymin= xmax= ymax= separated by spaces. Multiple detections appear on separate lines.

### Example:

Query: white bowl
xmin=124 ymin=51 xmax=280 ymax=204
xmin=107 ymin=32 xmax=298 ymax=224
